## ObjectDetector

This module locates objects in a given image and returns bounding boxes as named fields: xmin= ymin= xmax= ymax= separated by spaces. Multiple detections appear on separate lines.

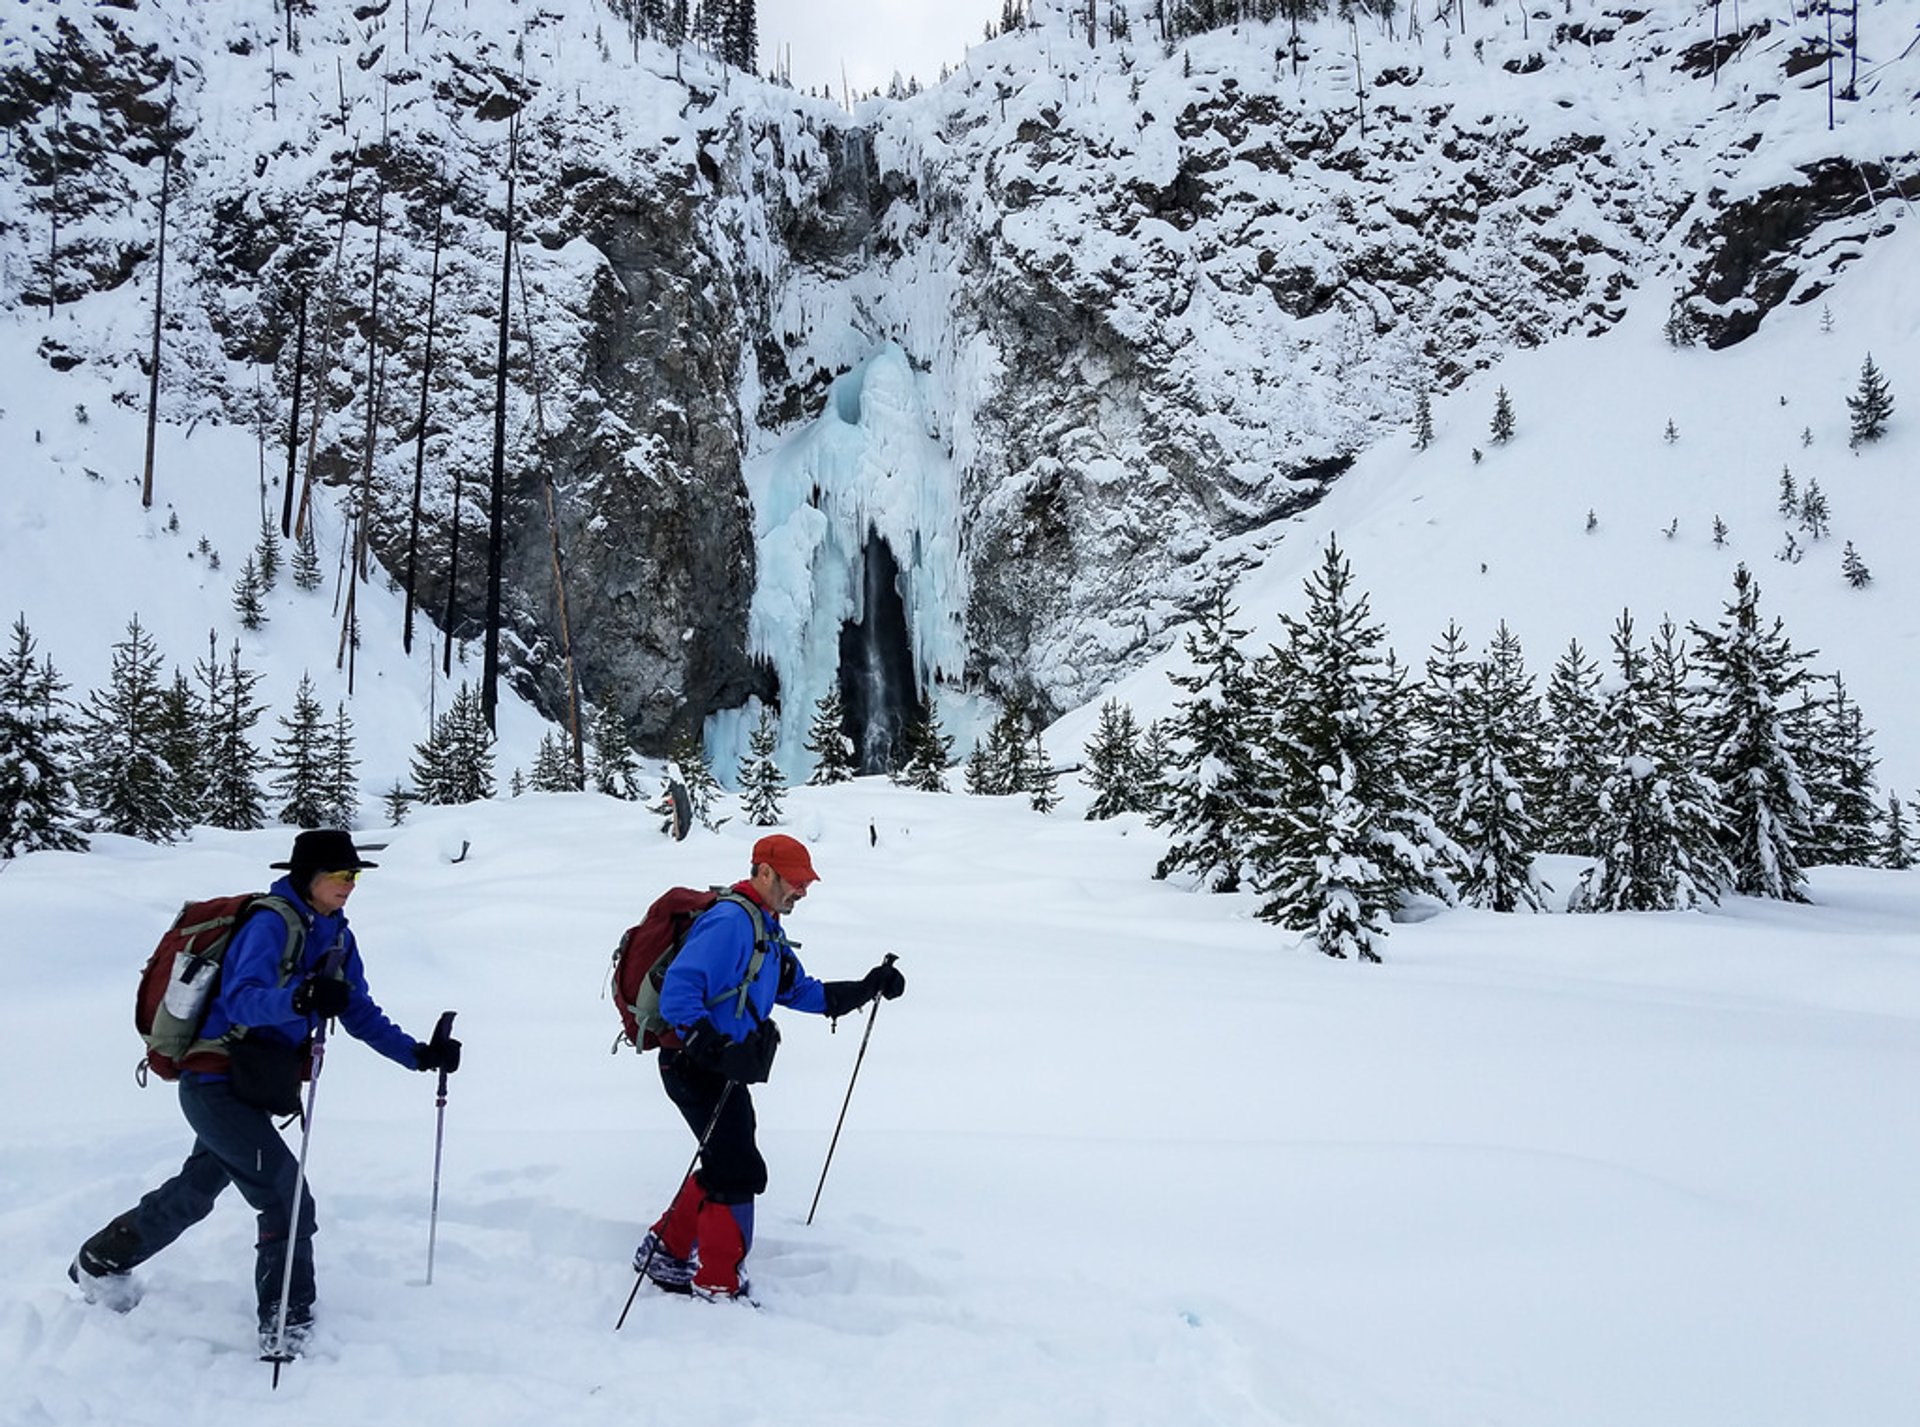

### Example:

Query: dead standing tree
xmin=402 ymin=176 xmax=446 ymax=656
xmin=479 ymin=113 xmax=518 ymax=734
xmin=140 ymin=83 xmax=177 ymax=511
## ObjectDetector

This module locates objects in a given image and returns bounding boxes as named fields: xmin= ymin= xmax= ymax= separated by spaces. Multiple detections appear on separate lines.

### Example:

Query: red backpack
xmin=610 ymin=888 xmax=771 ymax=1052
xmin=135 ymin=893 xmax=305 ymax=1083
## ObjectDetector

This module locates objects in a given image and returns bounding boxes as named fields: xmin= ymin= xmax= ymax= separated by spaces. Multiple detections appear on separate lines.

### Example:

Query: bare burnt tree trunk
xmin=403 ymin=187 xmax=445 ymax=655
xmin=140 ymin=90 xmax=175 ymax=511
xmin=513 ymin=208 xmax=585 ymax=781
xmin=441 ymin=461 xmax=464 ymax=677
xmin=281 ymin=289 xmax=307 ymax=536
xmin=480 ymin=115 xmax=518 ymax=733
xmin=46 ymin=99 xmax=60 ymax=318
xmin=338 ymin=116 xmax=390 ymax=694
xmin=296 ymin=153 xmax=359 ymax=539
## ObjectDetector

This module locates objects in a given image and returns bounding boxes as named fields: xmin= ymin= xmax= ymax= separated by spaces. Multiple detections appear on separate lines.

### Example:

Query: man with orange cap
xmin=635 ymin=834 xmax=904 ymax=1301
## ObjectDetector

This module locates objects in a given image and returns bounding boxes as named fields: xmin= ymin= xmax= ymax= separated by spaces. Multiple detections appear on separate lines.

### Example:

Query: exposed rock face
xmin=3 ymin=1 xmax=1912 ymax=744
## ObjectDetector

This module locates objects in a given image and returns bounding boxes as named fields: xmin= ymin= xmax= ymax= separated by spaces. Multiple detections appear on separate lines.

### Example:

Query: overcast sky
xmin=755 ymin=0 xmax=1005 ymax=98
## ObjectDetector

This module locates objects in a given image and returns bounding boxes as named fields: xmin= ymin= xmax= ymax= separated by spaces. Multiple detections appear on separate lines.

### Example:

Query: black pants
xmin=116 ymin=1076 xmax=318 ymax=1325
xmin=659 ymin=1050 xmax=766 ymax=1205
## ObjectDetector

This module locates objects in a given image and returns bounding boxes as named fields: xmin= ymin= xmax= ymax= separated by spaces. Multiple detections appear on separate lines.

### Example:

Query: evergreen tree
xmin=530 ymin=730 xmax=581 ymax=793
xmin=587 ymin=689 xmax=638 ymax=798
xmin=0 ymin=615 xmax=87 ymax=856
xmin=1846 ymin=351 xmax=1894 ymax=445
xmin=1489 ymin=385 xmax=1515 ymax=444
xmin=254 ymin=515 xmax=281 ymax=590
xmin=1138 ymin=718 xmax=1175 ymax=818
xmin=802 ymin=687 xmax=857 ymax=786
xmin=1412 ymin=387 xmax=1434 ymax=450
xmin=1881 ymin=793 xmax=1915 ymax=871
xmin=1798 ymin=479 xmax=1830 ymax=541
xmin=1453 ymin=623 xmax=1546 ymax=912
xmin=413 ymin=682 xmax=496 ymax=806
xmin=76 ymin=616 xmax=187 ymax=842
xmin=739 ymin=706 xmax=788 ymax=827
xmin=291 ymin=520 xmax=323 ymax=591
xmin=669 ymin=732 xmax=724 ymax=829
xmin=1413 ymin=619 xmax=1475 ymax=826
xmin=1690 ymin=566 xmax=1812 ymax=901
xmin=271 ymin=673 xmax=332 ymax=826
xmin=962 ymin=738 xmax=992 ymax=796
xmin=1537 ymin=639 xmax=1606 ymax=855
xmin=382 ymin=780 xmax=414 ymax=826
xmin=1776 ymin=465 xmax=1797 ymax=518
xmin=1151 ymin=587 xmax=1258 ymax=892
xmin=198 ymin=638 xmax=267 ymax=831
xmin=232 ymin=555 xmax=268 ymax=631
xmin=1841 ymin=541 xmax=1872 ymax=588
xmin=974 ymin=698 xmax=1036 ymax=796
xmin=1793 ymin=673 xmax=1879 ymax=868
xmin=892 ymin=706 xmax=954 ymax=793
xmin=1244 ymin=539 xmax=1459 ymax=961
xmin=1082 ymin=698 xmax=1151 ymax=820
xmin=1570 ymin=612 xmax=1729 ymax=913
xmin=155 ymin=670 xmax=204 ymax=828
xmin=326 ymin=701 xmax=360 ymax=828
xmin=1027 ymin=731 xmax=1060 ymax=814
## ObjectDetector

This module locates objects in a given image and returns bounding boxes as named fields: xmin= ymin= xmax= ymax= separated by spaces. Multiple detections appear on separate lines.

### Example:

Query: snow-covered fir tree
xmin=254 ymin=515 xmax=281 ymax=591
xmin=1489 ymin=385 xmax=1516 ymax=444
xmin=412 ymin=682 xmax=496 ymax=806
xmin=382 ymin=780 xmax=414 ymax=826
xmin=1138 ymin=718 xmax=1174 ymax=819
xmin=271 ymin=673 xmax=332 ymax=827
xmin=1151 ymin=587 xmax=1258 ymax=892
xmin=739 ymin=706 xmax=788 ymax=826
xmin=892 ymin=707 xmax=954 ymax=793
xmin=155 ymin=671 xmax=203 ymax=827
xmin=972 ymin=698 xmax=1036 ymax=797
xmin=530 ymin=730 xmax=581 ymax=793
xmin=1413 ymin=618 xmax=1476 ymax=829
xmin=1412 ymin=387 xmax=1434 ymax=450
xmin=1244 ymin=539 xmax=1459 ymax=961
xmin=1536 ymin=638 xmax=1606 ymax=855
xmin=0 ymin=616 xmax=87 ymax=857
xmin=1792 ymin=673 xmax=1880 ymax=869
xmin=1798 ymin=479 xmax=1830 ymax=542
xmin=669 ymin=733 xmax=725 ymax=829
xmin=326 ymin=701 xmax=360 ymax=828
xmin=802 ymin=687 xmax=857 ymax=786
xmin=1570 ymin=611 xmax=1730 ymax=913
xmin=1690 ymin=566 xmax=1813 ymax=901
xmin=1027 ymin=731 xmax=1060 ymax=814
xmin=962 ymin=739 xmax=992 ymax=796
xmin=196 ymin=637 xmax=267 ymax=831
xmin=231 ymin=554 xmax=267 ymax=630
xmin=291 ymin=521 xmax=323 ymax=591
xmin=1081 ymin=697 xmax=1152 ymax=820
xmin=1881 ymin=793 xmax=1915 ymax=871
xmin=75 ymin=616 xmax=187 ymax=843
xmin=1846 ymin=352 xmax=1894 ymax=445
xmin=1453 ymin=623 xmax=1547 ymax=912
xmin=587 ymin=690 xmax=637 ymax=798
xmin=1841 ymin=541 xmax=1872 ymax=589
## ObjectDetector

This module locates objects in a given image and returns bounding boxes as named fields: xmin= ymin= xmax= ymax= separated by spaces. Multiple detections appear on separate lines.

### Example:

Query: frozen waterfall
xmin=727 ymin=343 xmax=966 ymax=780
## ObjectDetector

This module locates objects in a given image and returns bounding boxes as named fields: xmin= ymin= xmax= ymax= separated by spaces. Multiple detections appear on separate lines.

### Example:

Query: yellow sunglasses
xmin=320 ymin=868 xmax=364 ymax=884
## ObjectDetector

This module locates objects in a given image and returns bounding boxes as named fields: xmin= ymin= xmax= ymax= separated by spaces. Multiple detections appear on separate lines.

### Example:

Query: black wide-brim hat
xmin=271 ymin=828 xmax=379 ymax=874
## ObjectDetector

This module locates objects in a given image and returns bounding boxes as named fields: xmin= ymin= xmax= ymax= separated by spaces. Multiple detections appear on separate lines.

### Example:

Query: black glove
xmin=414 ymin=1037 xmax=463 ymax=1073
xmin=679 ymin=1019 xmax=780 ymax=1084
xmin=291 ymin=975 xmax=350 ymax=1019
xmin=862 ymin=961 xmax=906 ymax=1001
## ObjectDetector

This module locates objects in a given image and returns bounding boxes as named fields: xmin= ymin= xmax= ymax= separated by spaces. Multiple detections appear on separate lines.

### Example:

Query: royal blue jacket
xmin=658 ymin=882 xmax=829 ymax=1043
xmin=194 ymin=875 xmax=418 ymax=1071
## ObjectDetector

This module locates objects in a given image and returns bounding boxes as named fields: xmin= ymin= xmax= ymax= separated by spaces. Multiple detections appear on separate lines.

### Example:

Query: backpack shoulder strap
xmin=707 ymin=891 xmax=779 ymax=1024
xmin=250 ymin=895 xmax=309 ymax=986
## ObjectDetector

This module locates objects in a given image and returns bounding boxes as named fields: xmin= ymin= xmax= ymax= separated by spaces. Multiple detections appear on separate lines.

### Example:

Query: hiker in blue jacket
xmin=68 ymin=829 xmax=462 ymax=1356
xmin=635 ymin=833 xmax=904 ymax=1301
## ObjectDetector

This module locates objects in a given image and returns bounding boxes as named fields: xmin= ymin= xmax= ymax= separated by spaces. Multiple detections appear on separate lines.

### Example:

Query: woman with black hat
xmin=67 ymin=829 xmax=462 ymax=1357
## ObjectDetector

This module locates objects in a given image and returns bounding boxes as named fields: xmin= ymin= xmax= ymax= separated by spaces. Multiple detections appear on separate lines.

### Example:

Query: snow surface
xmin=3 ymin=794 xmax=1918 ymax=1426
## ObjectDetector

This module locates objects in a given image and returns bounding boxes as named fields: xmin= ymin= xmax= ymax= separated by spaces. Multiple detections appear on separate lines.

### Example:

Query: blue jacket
xmin=658 ymin=882 xmax=828 ymax=1042
xmin=194 ymin=875 xmax=418 ymax=1071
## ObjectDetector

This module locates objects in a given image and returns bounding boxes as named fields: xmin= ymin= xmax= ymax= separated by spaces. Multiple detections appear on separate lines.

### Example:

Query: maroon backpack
xmin=135 ymin=893 xmax=304 ymax=1082
xmin=610 ymin=888 xmax=770 ymax=1051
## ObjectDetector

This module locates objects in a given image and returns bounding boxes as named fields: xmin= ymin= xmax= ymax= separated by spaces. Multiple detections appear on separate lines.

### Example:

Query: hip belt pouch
xmin=227 ymin=1036 xmax=304 ymax=1116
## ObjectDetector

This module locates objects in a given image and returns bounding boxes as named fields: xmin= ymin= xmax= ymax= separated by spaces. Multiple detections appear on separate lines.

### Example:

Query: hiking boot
xmin=692 ymin=1273 xmax=754 ymax=1305
xmin=67 ymin=1256 xmax=141 ymax=1313
xmin=633 ymin=1231 xmax=694 ymax=1294
xmin=69 ymin=1213 xmax=142 ymax=1313
xmin=258 ymin=1315 xmax=313 ymax=1361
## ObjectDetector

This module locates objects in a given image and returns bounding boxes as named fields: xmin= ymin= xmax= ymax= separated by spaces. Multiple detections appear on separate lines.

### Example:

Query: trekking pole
xmin=615 ymin=1079 xmax=736 ymax=1330
xmin=424 ymin=1009 xmax=458 ymax=1286
xmin=805 ymin=953 xmax=897 ymax=1227
xmin=264 ymin=959 xmax=342 ymax=1389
